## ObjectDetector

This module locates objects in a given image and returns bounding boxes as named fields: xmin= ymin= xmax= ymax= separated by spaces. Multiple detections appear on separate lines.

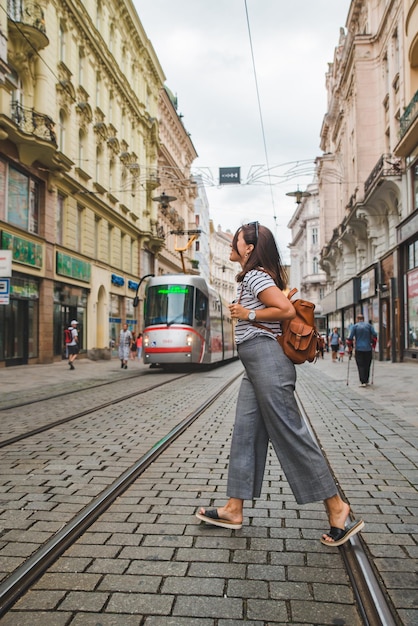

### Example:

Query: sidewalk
xmin=1 ymin=353 xmax=416 ymax=425
xmin=0 ymin=357 xmax=148 ymax=408
xmin=308 ymin=352 xmax=417 ymax=427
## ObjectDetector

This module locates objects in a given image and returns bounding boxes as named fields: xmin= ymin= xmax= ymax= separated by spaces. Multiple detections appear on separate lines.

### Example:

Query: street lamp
xmin=152 ymin=191 xmax=177 ymax=208
xmin=286 ymin=188 xmax=311 ymax=204
xmin=133 ymin=273 xmax=154 ymax=308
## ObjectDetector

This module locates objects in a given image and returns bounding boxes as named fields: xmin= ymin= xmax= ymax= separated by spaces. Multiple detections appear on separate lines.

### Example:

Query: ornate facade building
xmin=153 ymin=86 xmax=198 ymax=277
xmin=316 ymin=0 xmax=418 ymax=362
xmin=287 ymin=182 xmax=327 ymax=333
xmin=0 ymin=0 xmax=167 ymax=365
xmin=209 ymin=223 xmax=235 ymax=305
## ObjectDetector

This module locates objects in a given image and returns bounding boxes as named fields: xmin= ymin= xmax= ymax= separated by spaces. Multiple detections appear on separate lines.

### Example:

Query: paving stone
xmin=106 ymin=591 xmax=174 ymax=615
xmin=162 ymin=575 xmax=224 ymax=596
xmin=0 ymin=612 xmax=72 ymax=625
xmin=172 ymin=595 xmax=242 ymax=619
xmin=290 ymin=599 xmax=362 ymax=625
xmin=58 ymin=590 xmax=108 ymax=612
xmin=247 ymin=598 xmax=288 ymax=622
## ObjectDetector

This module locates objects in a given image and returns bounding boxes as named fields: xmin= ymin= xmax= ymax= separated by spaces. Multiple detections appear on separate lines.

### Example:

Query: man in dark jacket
xmin=347 ymin=315 xmax=377 ymax=387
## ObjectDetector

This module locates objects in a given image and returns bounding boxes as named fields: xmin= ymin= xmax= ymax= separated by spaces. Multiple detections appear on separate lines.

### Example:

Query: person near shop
xmin=338 ymin=338 xmax=346 ymax=362
xmin=196 ymin=222 xmax=364 ymax=547
xmin=346 ymin=314 xmax=377 ymax=387
xmin=67 ymin=320 xmax=79 ymax=371
xmin=328 ymin=327 xmax=340 ymax=362
xmin=130 ymin=331 xmax=137 ymax=361
xmin=136 ymin=333 xmax=143 ymax=360
xmin=118 ymin=323 xmax=132 ymax=369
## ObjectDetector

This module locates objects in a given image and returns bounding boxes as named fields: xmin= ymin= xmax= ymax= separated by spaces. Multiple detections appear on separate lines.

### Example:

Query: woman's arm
xmin=229 ymin=286 xmax=295 ymax=322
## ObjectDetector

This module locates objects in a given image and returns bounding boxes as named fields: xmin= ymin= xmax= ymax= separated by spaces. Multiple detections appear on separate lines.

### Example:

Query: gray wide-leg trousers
xmin=227 ymin=336 xmax=338 ymax=505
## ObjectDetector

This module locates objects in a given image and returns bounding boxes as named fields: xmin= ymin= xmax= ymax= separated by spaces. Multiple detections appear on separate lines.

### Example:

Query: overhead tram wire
xmin=244 ymin=0 xmax=277 ymax=231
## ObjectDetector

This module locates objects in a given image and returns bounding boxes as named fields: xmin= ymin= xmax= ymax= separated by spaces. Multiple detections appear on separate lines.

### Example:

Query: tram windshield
xmin=144 ymin=284 xmax=194 ymax=327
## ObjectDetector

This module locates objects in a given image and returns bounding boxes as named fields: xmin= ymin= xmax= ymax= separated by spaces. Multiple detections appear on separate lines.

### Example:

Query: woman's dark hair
xmin=232 ymin=223 xmax=288 ymax=289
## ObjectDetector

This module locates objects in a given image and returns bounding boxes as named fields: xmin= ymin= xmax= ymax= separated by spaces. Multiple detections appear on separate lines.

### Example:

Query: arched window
xmin=313 ymin=257 xmax=319 ymax=274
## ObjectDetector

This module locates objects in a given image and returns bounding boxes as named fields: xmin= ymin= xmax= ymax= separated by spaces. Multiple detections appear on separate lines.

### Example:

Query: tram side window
xmin=195 ymin=289 xmax=208 ymax=326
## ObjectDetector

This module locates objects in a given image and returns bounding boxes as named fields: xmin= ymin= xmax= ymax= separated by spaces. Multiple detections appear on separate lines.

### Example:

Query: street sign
xmin=219 ymin=167 xmax=241 ymax=185
xmin=0 ymin=250 xmax=12 ymax=277
xmin=0 ymin=278 xmax=10 ymax=305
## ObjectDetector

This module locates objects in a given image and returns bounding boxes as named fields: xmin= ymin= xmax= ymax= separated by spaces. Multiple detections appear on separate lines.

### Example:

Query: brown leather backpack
xmin=277 ymin=288 xmax=320 ymax=364
xmin=251 ymin=288 xmax=320 ymax=364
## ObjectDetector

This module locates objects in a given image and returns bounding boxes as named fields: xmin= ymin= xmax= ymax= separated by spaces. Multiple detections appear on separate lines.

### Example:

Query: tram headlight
xmin=143 ymin=334 xmax=150 ymax=347
xmin=186 ymin=334 xmax=193 ymax=346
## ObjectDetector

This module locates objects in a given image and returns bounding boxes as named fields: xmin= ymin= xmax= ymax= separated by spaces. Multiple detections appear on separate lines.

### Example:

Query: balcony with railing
xmin=395 ymin=90 xmax=418 ymax=157
xmin=7 ymin=0 xmax=48 ymax=51
xmin=0 ymin=101 xmax=64 ymax=168
xmin=11 ymin=102 xmax=56 ymax=144
xmin=364 ymin=153 xmax=403 ymax=197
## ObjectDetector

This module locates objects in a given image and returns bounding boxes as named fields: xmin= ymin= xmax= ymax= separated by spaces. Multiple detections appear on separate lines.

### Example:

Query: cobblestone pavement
xmin=0 ymin=355 xmax=417 ymax=624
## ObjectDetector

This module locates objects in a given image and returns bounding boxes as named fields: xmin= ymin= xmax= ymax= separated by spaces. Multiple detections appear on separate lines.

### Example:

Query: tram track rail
xmin=0 ymin=369 xmax=173 ymax=412
xmin=296 ymin=391 xmax=398 ymax=626
xmin=0 ymin=369 xmax=243 ymax=617
xmin=0 ymin=372 xmax=190 ymax=449
xmin=0 ymin=365 xmax=400 ymax=624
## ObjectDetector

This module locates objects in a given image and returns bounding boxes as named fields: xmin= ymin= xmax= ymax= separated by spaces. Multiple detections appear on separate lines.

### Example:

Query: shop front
xmin=0 ymin=273 xmax=39 ymax=366
xmin=54 ymin=251 xmax=91 ymax=360
xmin=53 ymin=283 xmax=88 ymax=359
xmin=358 ymin=266 xmax=379 ymax=353
xmin=336 ymin=279 xmax=357 ymax=340
xmin=397 ymin=209 xmax=418 ymax=361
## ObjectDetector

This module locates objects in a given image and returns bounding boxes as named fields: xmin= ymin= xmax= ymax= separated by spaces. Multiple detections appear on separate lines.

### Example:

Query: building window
xmin=94 ymin=216 xmax=100 ymax=259
xmin=96 ymin=145 xmax=102 ymax=184
xmin=96 ymin=72 xmax=101 ymax=108
xmin=76 ymin=205 xmax=84 ymax=252
xmin=57 ymin=194 xmax=64 ymax=245
xmin=78 ymin=129 xmax=85 ymax=169
xmin=58 ymin=109 xmax=66 ymax=152
xmin=312 ymin=227 xmax=318 ymax=245
xmin=109 ymin=92 xmax=113 ymax=123
xmin=195 ymin=241 xmax=200 ymax=252
xmin=108 ymin=225 xmax=113 ymax=264
xmin=109 ymin=24 xmax=115 ymax=54
xmin=96 ymin=0 xmax=102 ymax=30
xmin=109 ymin=159 xmax=114 ymax=193
xmin=78 ymin=47 xmax=84 ymax=86
xmin=413 ymin=163 xmax=418 ymax=212
xmin=0 ymin=161 xmax=40 ymax=234
xmin=59 ymin=21 xmax=66 ymax=63
xmin=313 ymin=257 xmax=319 ymax=274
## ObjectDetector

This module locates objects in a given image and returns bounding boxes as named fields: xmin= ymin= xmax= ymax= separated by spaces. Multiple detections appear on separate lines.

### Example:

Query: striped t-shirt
xmin=234 ymin=270 xmax=282 ymax=345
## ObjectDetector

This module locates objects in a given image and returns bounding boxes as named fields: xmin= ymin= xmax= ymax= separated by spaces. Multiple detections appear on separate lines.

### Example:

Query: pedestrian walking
xmin=67 ymin=320 xmax=79 ymax=370
xmin=346 ymin=314 xmax=378 ymax=387
xmin=136 ymin=333 xmax=143 ymax=360
xmin=118 ymin=323 xmax=132 ymax=369
xmin=338 ymin=338 xmax=345 ymax=362
xmin=328 ymin=327 xmax=340 ymax=362
xmin=130 ymin=331 xmax=137 ymax=361
xmin=196 ymin=222 xmax=364 ymax=547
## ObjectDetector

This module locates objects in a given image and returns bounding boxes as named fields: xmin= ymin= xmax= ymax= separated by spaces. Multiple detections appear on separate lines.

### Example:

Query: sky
xmin=133 ymin=1 xmax=351 ymax=262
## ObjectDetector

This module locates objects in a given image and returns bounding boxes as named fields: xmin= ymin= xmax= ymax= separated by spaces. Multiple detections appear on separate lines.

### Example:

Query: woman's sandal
xmin=195 ymin=508 xmax=242 ymax=530
xmin=320 ymin=519 xmax=365 ymax=547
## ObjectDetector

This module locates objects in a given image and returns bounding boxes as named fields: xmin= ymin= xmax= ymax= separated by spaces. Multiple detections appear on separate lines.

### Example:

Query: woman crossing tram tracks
xmin=196 ymin=221 xmax=365 ymax=546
